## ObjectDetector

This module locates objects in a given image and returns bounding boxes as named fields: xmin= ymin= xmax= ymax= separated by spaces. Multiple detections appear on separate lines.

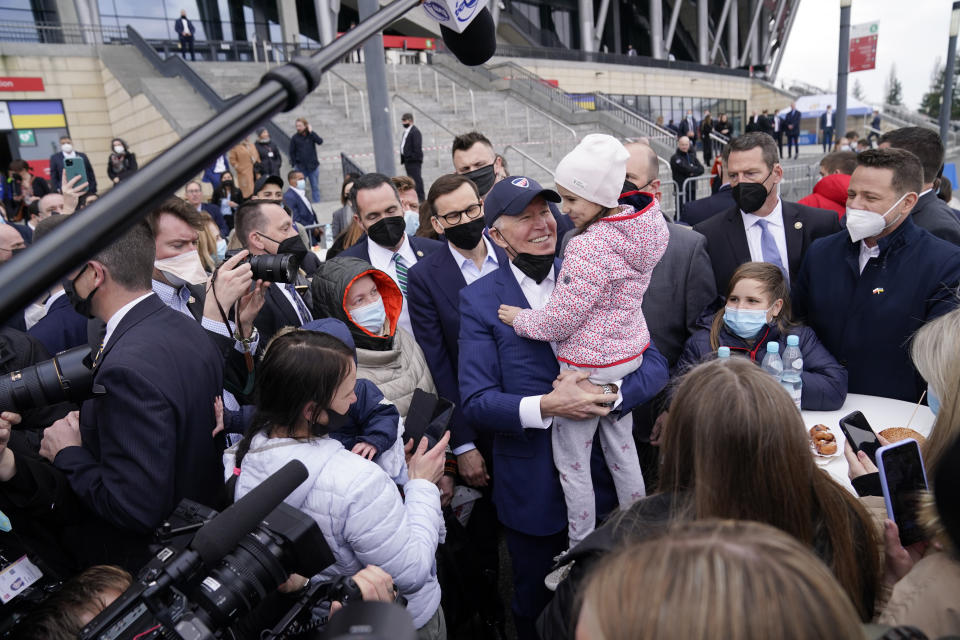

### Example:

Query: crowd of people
xmin=0 ymin=110 xmax=958 ymax=640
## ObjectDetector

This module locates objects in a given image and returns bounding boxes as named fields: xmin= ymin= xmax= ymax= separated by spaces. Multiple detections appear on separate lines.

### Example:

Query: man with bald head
xmin=670 ymin=135 xmax=704 ymax=203
xmin=38 ymin=193 xmax=64 ymax=218
xmin=0 ymin=225 xmax=25 ymax=264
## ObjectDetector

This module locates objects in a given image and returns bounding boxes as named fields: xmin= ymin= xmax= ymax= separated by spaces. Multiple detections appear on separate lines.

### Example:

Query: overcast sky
xmin=777 ymin=0 xmax=954 ymax=110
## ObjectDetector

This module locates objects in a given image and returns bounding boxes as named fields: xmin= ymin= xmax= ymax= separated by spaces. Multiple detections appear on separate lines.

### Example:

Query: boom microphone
xmin=191 ymin=459 xmax=309 ymax=566
xmin=439 ymin=7 xmax=497 ymax=66
xmin=421 ymin=0 xmax=497 ymax=66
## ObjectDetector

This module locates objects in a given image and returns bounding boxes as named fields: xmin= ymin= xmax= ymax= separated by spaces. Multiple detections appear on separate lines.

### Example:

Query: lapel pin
xmin=188 ymin=296 xmax=196 ymax=304
xmin=416 ymin=250 xmax=424 ymax=257
xmin=872 ymin=288 xmax=884 ymax=295
xmin=794 ymin=221 xmax=803 ymax=230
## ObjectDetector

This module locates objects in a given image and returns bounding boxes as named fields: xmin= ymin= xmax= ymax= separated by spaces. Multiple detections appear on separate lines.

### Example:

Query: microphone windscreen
xmin=191 ymin=459 xmax=308 ymax=566
xmin=440 ymin=7 xmax=497 ymax=66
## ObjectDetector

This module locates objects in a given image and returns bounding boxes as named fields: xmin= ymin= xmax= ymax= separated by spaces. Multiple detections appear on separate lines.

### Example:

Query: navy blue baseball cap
xmin=483 ymin=176 xmax=561 ymax=227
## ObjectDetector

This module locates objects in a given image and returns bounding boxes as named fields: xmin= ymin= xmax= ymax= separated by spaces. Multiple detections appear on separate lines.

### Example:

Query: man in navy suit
xmin=407 ymin=174 xmax=508 ymax=634
xmin=284 ymin=169 xmax=318 ymax=230
xmin=39 ymin=222 xmax=224 ymax=569
xmin=174 ymin=9 xmax=196 ymax=61
xmin=184 ymin=180 xmax=228 ymax=237
xmin=784 ymin=102 xmax=802 ymax=159
xmin=458 ymin=176 xmax=669 ymax=639
xmin=340 ymin=173 xmax=444 ymax=335
xmin=400 ymin=113 xmax=425 ymax=200
xmin=820 ymin=105 xmax=835 ymax=152
xmin=680 ymin=148 xmax=736 ymax=226
xmin=694 ymin=133 xmax=841 ymax=294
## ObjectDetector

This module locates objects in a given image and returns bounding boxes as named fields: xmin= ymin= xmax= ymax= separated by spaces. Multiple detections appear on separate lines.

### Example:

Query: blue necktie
xmin=285 ymin=283 xmax=312 ymax=324
xmin=755 ymin=219 xmax=786 ymax=277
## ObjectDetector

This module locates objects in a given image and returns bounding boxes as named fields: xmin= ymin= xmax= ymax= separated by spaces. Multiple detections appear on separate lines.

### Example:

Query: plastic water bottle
xmin=760 ymin=342 xmax=783 ymax=381
xmin=220 ymin=197 xmax=231 ymax=221
xmin=324 ymin=223 xmax=333 ymax=250
xmin=717 ymin=346 xmax=731 ymax=360
xmin=781 ymin=334 xmax=803 ymax=409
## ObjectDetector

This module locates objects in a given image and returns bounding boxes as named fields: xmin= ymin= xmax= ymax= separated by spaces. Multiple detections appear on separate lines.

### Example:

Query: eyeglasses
xmin=435 ymin=202 xmax=482 ymax=225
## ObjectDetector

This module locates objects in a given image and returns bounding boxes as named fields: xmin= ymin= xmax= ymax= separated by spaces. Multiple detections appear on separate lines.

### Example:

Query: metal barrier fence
xmin=660 ymin=180 xmax=680 ymax=221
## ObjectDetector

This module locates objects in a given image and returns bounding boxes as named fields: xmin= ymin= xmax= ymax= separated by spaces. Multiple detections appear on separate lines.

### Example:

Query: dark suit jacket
xmin=174 ymin=16 xmax=195 ymax=37
xmin=253 ymin=272 xmax=313 ymax=347
xmin=200 ymin=202 xmax=229 ymax=237
xmin=407 ymin=241 xmax=508 ymax=449
xmin=53 ymin=294 xmax=224 ymax=534
xmin=401 ymin=125 xmax=423 ymax=165
xmin=13 ymin=222 xmax=32 ymax=245
xmin=339 ymin=233 xmax=445 ymax=265
xmin=693 ymin=201 xmax=842 ymax=294
xmin=283 ymin=189 xmax=318 ymax=228
xmin=680 ymin=184 xmax=734 ymax=226
xmin=910 ymin=190 xmax=960 ymax=246
xmin=819 ymin=112 xmax=835 ymax=131
xmin=784 ymin=109 xmax=802 ymax=134
xmin=457 ymin=259 xmax=669 ymax=535
xmin=49 ymin=152 xmax=97 ymax=194
xmin=28 ymin=293 xmax=89 ymax=355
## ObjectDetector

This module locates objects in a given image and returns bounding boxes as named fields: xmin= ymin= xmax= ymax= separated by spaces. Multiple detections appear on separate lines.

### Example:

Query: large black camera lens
xmin=0 ymin=346 xmax=100 ymax=413
xmin=247 ymin=253 xmax=298 ymax=284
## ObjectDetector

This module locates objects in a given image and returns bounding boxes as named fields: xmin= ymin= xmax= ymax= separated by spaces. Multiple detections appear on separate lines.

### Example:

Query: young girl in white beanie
xmin=498 ymin=134 xmax=669 ymax=547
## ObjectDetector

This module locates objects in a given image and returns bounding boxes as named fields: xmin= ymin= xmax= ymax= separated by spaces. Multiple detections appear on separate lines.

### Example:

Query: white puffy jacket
xmin=223 ymin=433 xmax=442 ymax=628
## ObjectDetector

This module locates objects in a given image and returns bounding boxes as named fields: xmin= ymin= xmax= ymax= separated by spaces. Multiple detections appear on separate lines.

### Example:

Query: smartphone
xmin=63 ymin=157 xmax=88 ymax=189
xmin=838 ymin=411 xmax=882 ymax=464
xmin=877 ymin=439 xmax=929 ymax=547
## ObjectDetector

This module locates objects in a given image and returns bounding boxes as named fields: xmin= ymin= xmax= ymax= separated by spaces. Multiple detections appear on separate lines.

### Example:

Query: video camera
xmin=0 ymin=345 xmax=104 ymax=413
xmin=224 ymin=250 xmax=300 ymax=284
xmin=79 ymin=461 xmax=414 ymax=640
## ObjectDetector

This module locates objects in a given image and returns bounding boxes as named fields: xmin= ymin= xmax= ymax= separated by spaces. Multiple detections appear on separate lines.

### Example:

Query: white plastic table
xmin=800 ymin=393 xmax=935 ymax=494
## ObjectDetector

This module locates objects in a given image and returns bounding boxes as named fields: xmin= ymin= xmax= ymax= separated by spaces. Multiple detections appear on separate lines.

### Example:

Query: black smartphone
xmin=877 ymin=439 xmax=929 ymax=547
xmin=838 ymin=411 xmax=882 ymax=464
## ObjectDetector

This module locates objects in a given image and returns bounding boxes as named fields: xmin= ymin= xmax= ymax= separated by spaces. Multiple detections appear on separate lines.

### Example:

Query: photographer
xmin=38 ymin=222 xmax=226 ymax=570
xmin=234 ymin=200 xmax=313 ymax=346
xmin=225 ymin=329 xmax=448 ymax=638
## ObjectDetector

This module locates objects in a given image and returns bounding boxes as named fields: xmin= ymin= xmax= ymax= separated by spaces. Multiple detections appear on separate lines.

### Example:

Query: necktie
xmin=393 ymin=253 xmax=408 ymax=296
xmin=285 ymin=283 xmax=312 ymax=324
xmin=755 ymin=219 xmax=786 ymax=278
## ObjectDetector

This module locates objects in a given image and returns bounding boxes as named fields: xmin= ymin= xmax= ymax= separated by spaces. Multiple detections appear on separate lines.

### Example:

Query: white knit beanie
xmin=554 ymin=134 xmax=629 ymax=208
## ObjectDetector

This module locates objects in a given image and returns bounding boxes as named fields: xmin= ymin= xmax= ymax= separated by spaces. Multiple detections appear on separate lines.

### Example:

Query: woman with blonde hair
xmin=538 ymin=357 xmax=882 ymax=638
xmin=576 ymin=520 xmax=866 ymax=640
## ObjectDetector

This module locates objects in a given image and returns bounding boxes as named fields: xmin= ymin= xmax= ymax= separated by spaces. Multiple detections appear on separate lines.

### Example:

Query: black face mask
xmin=63 ymin=264 xmax=98 ymax=319
xmin=463 ymin=164 xmax=497 ymax=197
xmin=402 ymin=122 xmax=411 ymax=129
xmin=444 ymin=217 xmax=486 ymax=251
xmin=622 ymin=179 xmax=639 ymax=193
xmin=512 ymin=252 xmax=554 ymax=284
xmin=731 ymin=171 xmax=773 ymax=214
xmin=366 ymin=216 xmax=406 ymax=248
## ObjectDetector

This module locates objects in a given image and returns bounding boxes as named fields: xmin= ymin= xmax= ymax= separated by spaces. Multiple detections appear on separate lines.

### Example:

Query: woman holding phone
xmin=224 ymin=330 xmax=449 ymax=638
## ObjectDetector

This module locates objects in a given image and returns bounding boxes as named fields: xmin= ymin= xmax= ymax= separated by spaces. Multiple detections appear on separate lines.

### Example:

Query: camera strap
xmin=209 ymin=269 xmax=255 ymax=396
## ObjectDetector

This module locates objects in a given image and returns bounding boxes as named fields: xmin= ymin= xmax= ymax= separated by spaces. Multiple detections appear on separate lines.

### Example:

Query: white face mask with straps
xmin=845 ymin=192 xmax=910 ymax=243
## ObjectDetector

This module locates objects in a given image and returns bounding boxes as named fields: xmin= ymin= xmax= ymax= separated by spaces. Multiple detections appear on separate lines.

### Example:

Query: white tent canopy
xmin=777 ymin=94 xmax=875 ymax=118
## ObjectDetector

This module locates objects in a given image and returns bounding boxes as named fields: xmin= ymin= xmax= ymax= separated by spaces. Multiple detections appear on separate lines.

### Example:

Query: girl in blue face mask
xmin=676 ymin=262 xmax=848 ymax=411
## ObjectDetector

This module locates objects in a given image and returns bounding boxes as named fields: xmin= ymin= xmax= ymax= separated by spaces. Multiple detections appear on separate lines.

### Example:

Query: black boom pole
xmin=0 ymin=0 xmax=421 ymax=322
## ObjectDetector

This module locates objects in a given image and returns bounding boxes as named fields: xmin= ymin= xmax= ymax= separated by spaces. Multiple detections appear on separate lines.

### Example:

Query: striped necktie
xmin=393 ymin=253 xmax=408 ymax=296
xmin=285 ymin=283 xmax=312 ymax=324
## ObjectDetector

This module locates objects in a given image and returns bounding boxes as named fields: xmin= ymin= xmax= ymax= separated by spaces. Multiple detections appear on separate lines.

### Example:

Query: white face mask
xmin=61 ymin=143 xmax=73 ymax=154
xmin=155 ymin=250 xmax=208 ymax=287
xmin=113 ymin=145 xmax=124 ymax=154
xmin=845 ymin=192 xmax=910 ymax=243
xmin=296 ymin=179 xmax=306 ymax=191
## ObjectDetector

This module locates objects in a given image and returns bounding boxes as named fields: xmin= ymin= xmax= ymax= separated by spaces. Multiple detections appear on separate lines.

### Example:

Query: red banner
xmin=849 ymin=22 xmax=878 ymax=72
xmin=0 ymin=77 xmax=44 ymax=92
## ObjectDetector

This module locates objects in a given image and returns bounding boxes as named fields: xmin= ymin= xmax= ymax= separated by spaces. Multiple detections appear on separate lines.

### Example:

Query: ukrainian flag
xmin=9 ymin=101 xmax=66 ymax=129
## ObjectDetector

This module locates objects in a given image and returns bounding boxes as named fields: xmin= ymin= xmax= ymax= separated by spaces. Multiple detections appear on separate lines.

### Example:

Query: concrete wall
xmin=505 ymin=58 xmax=755 ymax=101
xmin=0 ymin=44 xmax=179 ymax=193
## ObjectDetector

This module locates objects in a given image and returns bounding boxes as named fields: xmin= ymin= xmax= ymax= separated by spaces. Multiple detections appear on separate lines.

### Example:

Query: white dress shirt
xmin=103 ymin=293 xmax=154 ymax=349
xmin=291 ymin=186 xmax=312 ymax=210
xmin=511 ymin=262 xmax=558 ymax=430
xmin=43 ymin=288 xmax=66 ymax=314
xmin=859 ymin=241 xmax=880 ymax=274
xmin=367 ymin=233 xmax=418 ymax=335
xmin=400 ymin=125 xmax=411 ymax=156
xmin=448 ymin=238 xmax=499 ymax=456
xmin=448 ymin=236 xmax=499 ymax=286
xmin=825 ymin=111 xmax=833 ymax=127
xmin=742 ymin=198 xmax=789 ymax=278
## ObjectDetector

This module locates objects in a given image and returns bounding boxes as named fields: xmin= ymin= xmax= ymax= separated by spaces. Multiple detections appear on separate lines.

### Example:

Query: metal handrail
xmin=594 ymin=92 xmax=676 ymax=139
xmin=489 ymin=61 xmax=581 ymax=114
xmin=502 ymin=144 xmax=555 ymax=178
xmin=511 ymin=99 xmax=578 ymax=142
xmin=326 ymin=68 xmax=368 ymax=131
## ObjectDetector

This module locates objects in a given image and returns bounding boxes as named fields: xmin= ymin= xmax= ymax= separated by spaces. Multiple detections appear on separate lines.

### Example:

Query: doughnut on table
xmin=801 ymin=393 xmax=935 ymax=494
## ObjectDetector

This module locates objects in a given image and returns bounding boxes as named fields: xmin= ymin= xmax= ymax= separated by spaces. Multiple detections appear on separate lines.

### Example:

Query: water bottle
xmin=324 ymin=223 xmax=333 ymax=250
xmin=717 ymin=346 xmax=731 ymax=360
xmin=760 ymin=341 xmax=783 ymax=381
xmin=781 ymin=334 xmax=803 ymax=409
xmin=220 ymin=197 xmax=231 ymax=221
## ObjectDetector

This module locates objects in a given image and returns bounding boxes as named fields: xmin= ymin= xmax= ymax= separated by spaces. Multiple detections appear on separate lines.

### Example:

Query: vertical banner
xmin=850 ymin=21 xmax=879 ymax=72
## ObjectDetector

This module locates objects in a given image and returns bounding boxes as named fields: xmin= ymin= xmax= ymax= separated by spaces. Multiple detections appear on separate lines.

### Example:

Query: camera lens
xmin=0 ymin=346 xmax=97 ymax=413
xmin=247 ymin=254 xmax=298 ymax=284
